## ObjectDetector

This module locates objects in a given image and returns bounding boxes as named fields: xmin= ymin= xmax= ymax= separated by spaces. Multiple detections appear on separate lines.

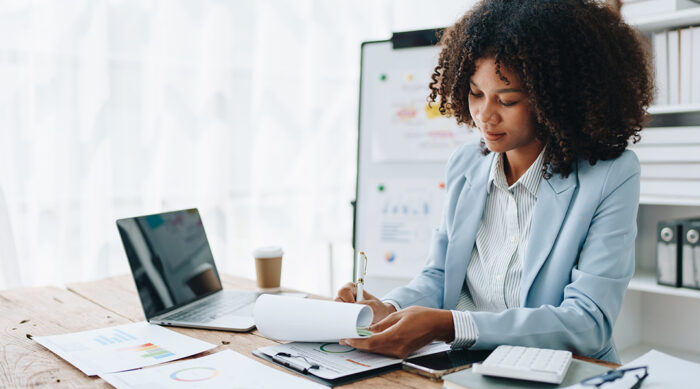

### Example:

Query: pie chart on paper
xmin=170 ymin=367 xmax=219 ymax=382
xmin=319 ymin=343 xmax=356 ymax=353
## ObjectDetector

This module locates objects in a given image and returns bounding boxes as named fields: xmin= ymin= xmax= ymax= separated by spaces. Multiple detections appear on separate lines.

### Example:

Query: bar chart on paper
xmin=93 ymin=328 xmax=176 ymax=360
xmin=93 ymin=328 xmax=138 ymax=345
xmin=33 ymin=322 xmax=215 ymax=375
xmin=119 ymin=343 xmax=175 ymax=360
xmin=363 ymin=178 xmax=445 ymax=278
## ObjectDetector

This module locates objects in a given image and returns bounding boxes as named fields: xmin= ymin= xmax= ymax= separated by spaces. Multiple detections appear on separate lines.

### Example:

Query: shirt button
xmin=510 ymin=236 xmax=516 ymax=243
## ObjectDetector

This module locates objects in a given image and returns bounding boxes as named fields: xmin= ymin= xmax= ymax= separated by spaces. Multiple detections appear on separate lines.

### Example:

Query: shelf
xmin=640 ymin=196 xmax=700 ymax=207
xmin=619 ymin=343 xmax=700 ymax=364
xmin=627 ymin=7 xmax=700 ymax=32
xmin=648 ymin=104 xmax=700 ymax=115
xmin=628 ymin=269 xmax=700 ymax=299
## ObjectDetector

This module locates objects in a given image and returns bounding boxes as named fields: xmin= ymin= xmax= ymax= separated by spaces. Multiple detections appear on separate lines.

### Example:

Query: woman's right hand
xmin=334 ymin=282 xmax=397 ymax=325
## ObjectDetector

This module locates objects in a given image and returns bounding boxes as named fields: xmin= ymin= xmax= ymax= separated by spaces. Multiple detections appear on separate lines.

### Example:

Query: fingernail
xmin=339 ymin=339 xmax=346 ymax=345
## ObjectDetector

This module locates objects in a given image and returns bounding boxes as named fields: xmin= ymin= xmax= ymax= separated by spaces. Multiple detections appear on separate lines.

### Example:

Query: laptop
xmin=116 ymin=208 xmax=256 ymax=332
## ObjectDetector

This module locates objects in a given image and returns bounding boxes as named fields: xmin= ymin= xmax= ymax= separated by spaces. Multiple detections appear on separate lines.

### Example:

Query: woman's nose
xmin=475 ymin=99 xmax=498 ymax=124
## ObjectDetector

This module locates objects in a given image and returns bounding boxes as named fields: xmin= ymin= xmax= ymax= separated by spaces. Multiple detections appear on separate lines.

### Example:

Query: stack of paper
xmin=36 ymin=321 xmax=341 ymax=387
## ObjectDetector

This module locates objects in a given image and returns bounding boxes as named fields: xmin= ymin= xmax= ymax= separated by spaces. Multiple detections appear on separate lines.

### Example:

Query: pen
xmin=356 ymin=251 xmax=368 ymax=301
xmin=272 ymin=352 xmax=320 ymax=374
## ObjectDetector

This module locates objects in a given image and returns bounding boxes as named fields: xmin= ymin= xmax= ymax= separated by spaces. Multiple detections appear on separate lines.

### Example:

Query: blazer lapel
xmin=520 ymin=164 xmax=578 ymax=305
xmin=443 ymin=153 xmax=494 ymax=310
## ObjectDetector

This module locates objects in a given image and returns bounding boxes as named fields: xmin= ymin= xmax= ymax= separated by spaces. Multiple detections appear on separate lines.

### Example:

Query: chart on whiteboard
xmin=363 ymin=178 xmax=445 ymax=278
xmin=370 ymin=68 xmax=478 ymax=162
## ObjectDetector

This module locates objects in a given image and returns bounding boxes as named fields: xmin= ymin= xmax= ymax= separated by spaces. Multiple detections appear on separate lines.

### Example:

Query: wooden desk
xmin=0 ymin=275 xmax=619 ymax=388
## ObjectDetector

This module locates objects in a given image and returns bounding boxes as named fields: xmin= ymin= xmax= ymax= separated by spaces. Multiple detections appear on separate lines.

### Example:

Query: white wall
xmin=0 ymin=0 xmax=478 ymax=296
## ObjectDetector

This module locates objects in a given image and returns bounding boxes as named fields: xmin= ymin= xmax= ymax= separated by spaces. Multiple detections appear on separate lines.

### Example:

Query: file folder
xmin=657 ymin=220 xmax=682 ymax=287
xmin=682 ymin=219 xmax=700 ymax=290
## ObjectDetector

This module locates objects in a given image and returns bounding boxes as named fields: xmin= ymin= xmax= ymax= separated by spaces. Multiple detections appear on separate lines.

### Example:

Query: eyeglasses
xmin=581 ymin=366 xmax=648 ymax=388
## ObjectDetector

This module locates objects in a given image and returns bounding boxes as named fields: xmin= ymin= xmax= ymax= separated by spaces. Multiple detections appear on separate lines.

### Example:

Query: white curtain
xmin=0 ymin=0 xmax=471 ymax=295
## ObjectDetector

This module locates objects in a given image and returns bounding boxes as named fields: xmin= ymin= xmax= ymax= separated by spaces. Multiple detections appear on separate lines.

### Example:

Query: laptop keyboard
xmin=162 ymin=292 xmax=256 ymax=323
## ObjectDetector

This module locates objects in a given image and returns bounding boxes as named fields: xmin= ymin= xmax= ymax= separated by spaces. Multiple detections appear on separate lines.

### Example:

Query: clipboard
xmin=252 ymin=349 xmax=401 ymax=387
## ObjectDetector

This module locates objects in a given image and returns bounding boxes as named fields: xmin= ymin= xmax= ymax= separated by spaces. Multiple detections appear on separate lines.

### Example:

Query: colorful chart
xmin=396 ymin=105 xmax=418 ymax=122
xmin=170 ymin=367 xmax=220 ymax=382
xmin=100 ymin=349 xmax=323 ymax=389
xmin=34 ymin=322 xmax=216 ymax=376
xmin=384 ymin=251 xmax=396 ymax=263
xmin=93 ymin=328 xmax=138 ymax=345
xmin=319 ymin=343 xmax=355 ymax=353
xmin=118 ymin=343 xmax=175 ymax=359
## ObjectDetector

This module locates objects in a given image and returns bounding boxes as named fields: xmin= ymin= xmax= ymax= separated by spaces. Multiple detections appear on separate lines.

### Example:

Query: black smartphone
xmin=402 ymin=349 xmax=493 ymax=380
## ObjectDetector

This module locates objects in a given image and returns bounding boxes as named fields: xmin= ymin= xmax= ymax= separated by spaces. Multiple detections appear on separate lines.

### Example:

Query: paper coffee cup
xmin=252 ymin=246 xmax=283 ymax=292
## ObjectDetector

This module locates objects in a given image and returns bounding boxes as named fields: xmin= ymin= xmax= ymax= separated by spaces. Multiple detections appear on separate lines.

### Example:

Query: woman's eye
xmin=470 ymin=90 xmax=517 ymax=106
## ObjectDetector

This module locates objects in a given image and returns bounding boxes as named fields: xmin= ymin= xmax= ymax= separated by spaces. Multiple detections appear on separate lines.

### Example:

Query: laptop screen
xmin=116 ymin=208 xmax=223 ymax=319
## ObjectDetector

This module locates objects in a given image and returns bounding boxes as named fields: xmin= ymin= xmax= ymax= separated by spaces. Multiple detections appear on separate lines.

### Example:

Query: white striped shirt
xmin=451 ymin=149 xmax=545 ymax=348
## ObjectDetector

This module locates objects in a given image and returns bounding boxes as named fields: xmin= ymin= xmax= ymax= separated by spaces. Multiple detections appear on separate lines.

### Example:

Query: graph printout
xmin=34 ymin=322 xmax=215 ymax=375
xmin=101 ymin=349 xmax=326 ymax=389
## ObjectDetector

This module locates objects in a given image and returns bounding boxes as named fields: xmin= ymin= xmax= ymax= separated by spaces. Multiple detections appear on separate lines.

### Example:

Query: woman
xmin=335 ymin=0 xmax=653 ymax=363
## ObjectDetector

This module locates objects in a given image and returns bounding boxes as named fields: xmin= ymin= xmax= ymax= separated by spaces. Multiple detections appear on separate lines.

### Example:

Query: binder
xmin=668 ymin=29 xmax=680 ymax=105
xmin=653 ymin=30 xmax=669 ymax=106
xmin=693 ymin=28 xmax=700 ymax=104
xmin=657 ymin=220 xmax=682 ymax=287
xmin=680 ymin=27 xmax=692 ymax=105
xmin=682 ymin=219 xmax=700 ymax=290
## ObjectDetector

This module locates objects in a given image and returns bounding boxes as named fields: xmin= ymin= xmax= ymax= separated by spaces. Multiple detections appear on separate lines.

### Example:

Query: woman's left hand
xmin=340 ymin=306 xmax=455 ymax=359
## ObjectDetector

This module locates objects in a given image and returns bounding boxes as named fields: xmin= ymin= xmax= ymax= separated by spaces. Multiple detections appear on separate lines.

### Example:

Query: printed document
xmin=254 ymin=294 xmax=373 ymax=342
xmin=101 ymin=349 xmax=325 ymax=389
xmin=34 ymin=322 xmax=215 ymax=375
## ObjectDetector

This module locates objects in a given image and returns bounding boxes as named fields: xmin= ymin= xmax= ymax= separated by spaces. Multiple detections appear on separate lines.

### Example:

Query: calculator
xmin=471 ymin=345 xmax=573 ymax=384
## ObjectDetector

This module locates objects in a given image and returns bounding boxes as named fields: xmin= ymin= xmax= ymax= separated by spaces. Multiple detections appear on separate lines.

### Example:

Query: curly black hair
xmin=428 ymin=0 xmax=654 ymax=178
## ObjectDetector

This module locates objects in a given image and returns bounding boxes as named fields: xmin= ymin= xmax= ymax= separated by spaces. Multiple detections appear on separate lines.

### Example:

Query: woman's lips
xmin=483 ymin=131 xmax=505 ymax=141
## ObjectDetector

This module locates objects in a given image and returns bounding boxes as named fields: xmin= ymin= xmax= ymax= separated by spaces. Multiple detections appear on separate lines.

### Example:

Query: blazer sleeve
xmin=466 ymin=153 xmax=640 ymax=362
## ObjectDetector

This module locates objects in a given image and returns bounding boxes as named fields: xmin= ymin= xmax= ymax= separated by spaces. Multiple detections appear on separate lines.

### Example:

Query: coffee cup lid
xmin=252 ymin=246 xmax=283 ymax=258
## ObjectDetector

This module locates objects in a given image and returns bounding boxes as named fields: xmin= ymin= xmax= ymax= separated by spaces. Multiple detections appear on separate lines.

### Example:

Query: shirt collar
xmin=487 ymin=148 xmax=546 ymax=196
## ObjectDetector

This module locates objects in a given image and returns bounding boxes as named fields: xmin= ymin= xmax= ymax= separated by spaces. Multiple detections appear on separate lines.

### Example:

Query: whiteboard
xmin=354 ymin=32 xmax=480 ymax=297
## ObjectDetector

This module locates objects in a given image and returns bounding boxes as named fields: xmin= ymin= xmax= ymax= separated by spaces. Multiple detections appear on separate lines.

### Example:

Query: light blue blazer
xmin=383 ymin=143 xmax=640 ymax=363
